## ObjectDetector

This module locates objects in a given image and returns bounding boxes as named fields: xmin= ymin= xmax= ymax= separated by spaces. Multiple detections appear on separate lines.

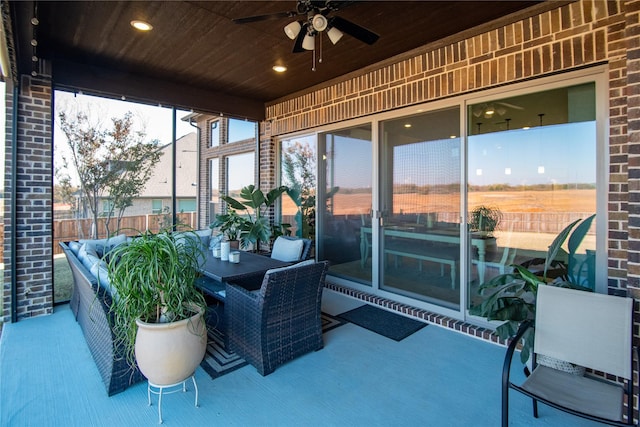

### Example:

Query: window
xmin=226 ymin=152 xmax=255 ymax=197
xmin=101 ymin=199 xmax=114 ymax=216
xmin=152 ymin=199 xmax=163 ymax=214
xmin=178 ymin=199 xmax=196 ymax=212
xmin=228 ymin=118 xmax=256 ymax=144
xmin=467 ymin=82 xmax=597 ymax=303
xmin=210 ymin=121 xmax=220 ymax=147
xmin=280 ymin=135 xmax=317 ymax=238
xmin=210 ymin=158 xmax=220 ymax=218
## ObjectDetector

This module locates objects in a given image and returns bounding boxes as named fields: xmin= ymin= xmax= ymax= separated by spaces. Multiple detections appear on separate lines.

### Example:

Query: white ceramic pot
xmin=135 ymin=308 xmax=207 ymax=385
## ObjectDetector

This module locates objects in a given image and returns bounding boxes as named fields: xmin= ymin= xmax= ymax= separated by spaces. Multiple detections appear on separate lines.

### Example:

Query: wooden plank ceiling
xmin=9 ymin=1 xmax=546 ymax=120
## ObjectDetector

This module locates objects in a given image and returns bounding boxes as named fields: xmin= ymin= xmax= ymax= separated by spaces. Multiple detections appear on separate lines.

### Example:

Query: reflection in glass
xmin=228 ymin=118 xmax=257 ymax=143
xmin=226 ymin=152 xmax=255 ymax=197
xmin=281 ymin=135 xmax=316 ymax=239
xmin=467 ymin=83 xmax=597 ymax=311
xmin=379 ymin=108 xmax=461 ymax=309
xmin=317 ymin=125 xmax=372 ymax=286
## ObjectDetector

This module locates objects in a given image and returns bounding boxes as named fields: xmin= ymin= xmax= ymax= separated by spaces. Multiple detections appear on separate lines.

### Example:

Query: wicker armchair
xmin=225 ymin=260 xmax=329 ymax=376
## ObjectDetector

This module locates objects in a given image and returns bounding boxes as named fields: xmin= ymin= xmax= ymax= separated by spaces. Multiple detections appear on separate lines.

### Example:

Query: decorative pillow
xmin=195 ymin=229 xmax=211 ymax=249
xmin=79 ymin=234 xmax=127 ymax=257
xmin=78 ymin=243 xmax=102 ymax=271
xmin=68 ymin=241 xmax=82 ymax=255
xmin=90 ymin=262 xmax=118 ymax=302
xmin=270 ymin=237 xmax=304 ymax=262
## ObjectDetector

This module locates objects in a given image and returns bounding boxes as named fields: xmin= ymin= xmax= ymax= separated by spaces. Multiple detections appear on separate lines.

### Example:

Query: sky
xmin=53 ymin=91 xmax=195 ymax=185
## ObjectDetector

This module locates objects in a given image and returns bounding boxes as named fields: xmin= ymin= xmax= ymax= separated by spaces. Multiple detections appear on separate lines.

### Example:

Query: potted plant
xmin=210 ymin=208 xmax=246 ymax=249
xmin=219 ymin=184 xmax=290 ymax=251
xmin=107 ymin=227 xmax=208 ymax=386
xmin=470 ymin=215 xmax=595 ymax=367
xmin=469 ymin=205 xmax=502 ymax=237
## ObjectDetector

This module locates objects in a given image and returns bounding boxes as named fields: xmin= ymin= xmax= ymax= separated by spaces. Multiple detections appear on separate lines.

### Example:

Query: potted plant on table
xmin=470 ymin=215 xmax=595 ymax=370
xmin=210 ymin=208 xmax=246 ymax=249
xmin=107 ymin=227 xmax=208 ymax=386
xmin=219 ymin=184 xmax=290 ymax=252
xmin=469 ymin=205 xmax=502 ymax=237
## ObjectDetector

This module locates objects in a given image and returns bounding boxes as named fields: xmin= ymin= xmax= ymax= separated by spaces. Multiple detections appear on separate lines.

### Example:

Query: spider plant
xmin=107 ymin=227 xmax=207 ymax=368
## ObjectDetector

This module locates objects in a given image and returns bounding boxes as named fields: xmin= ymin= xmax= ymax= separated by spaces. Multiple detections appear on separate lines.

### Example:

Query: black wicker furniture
xmin=60 ymin=241 xmax=144 ymax=396
xmin=225 ymin=260 xmax=329 ymax=376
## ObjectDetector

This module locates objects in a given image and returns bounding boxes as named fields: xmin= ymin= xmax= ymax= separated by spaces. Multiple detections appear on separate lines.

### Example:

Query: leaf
xmin=544 ymin=218 xmax=580 ymax=278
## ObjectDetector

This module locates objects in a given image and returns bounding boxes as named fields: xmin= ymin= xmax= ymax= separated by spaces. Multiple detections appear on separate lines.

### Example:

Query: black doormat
xmin=200 ymin=303 xmax=345 ymax=380
xmin=337 ymin=304 xmax=427 ymax=341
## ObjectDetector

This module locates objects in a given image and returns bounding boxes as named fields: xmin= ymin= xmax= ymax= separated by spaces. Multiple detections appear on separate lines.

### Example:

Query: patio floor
xmin=0 ymin=289 xmax=601 ymax=426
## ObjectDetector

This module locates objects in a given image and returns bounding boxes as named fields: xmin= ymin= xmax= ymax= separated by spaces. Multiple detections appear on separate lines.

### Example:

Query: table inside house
xmin=359 ymin=226 xmax=492 ymax=286
xmin=196 ymin=251 xmax=292 ymax=301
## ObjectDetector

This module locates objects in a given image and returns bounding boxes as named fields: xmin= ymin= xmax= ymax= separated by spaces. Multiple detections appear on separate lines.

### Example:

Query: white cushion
xmin=79 ymin=234 xmax=127 ymax=256
xmin=270 ymin=237 xmax=304 ymax=262
xmin=264 ymin=259 xmax=315 ymax=276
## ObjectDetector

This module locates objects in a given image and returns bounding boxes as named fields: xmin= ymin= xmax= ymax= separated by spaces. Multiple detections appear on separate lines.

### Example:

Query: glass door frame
xmin=276 ymin=65 xmax=608 ymax=324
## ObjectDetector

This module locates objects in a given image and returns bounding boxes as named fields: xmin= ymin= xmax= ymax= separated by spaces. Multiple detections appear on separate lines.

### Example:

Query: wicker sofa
xmin=59 ymin=239 xmax=144 ymax=396
xmin=60 ymin=229 xmax=213 ymax=396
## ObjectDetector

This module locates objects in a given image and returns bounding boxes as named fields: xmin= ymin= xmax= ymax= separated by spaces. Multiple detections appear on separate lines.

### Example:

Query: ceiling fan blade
xmin=329 ymin=16 xmax=379 ymax=45
xmin=233 ymin=10 xmax=297 ymax=24
xmin=292 ymin=23 xmax=308 ymax=53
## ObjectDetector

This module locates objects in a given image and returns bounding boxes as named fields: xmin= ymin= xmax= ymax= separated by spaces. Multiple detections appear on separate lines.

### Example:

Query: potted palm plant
xmin=219 ymin=184 xmax=290 ymax=251
xmin=107 ymin=227 xmax=208 ymax=386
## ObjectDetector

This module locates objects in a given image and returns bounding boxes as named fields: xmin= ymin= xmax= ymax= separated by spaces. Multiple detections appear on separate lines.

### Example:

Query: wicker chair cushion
xmin=271 ymin=236 xmax=304 ymax=262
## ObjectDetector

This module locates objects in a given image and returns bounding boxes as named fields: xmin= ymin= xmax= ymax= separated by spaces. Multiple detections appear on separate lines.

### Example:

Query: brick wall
xmin=2 ymin=75 xmax=54 ymax=322
xmin=264 ymin=0 xmax=638 ymax=296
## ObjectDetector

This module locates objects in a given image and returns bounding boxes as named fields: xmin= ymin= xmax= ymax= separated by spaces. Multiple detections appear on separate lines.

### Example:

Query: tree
xmin=282 ymin=141 xmax=316 ymax=238
xmin=57 ymin=110 xmax=162 ymax=238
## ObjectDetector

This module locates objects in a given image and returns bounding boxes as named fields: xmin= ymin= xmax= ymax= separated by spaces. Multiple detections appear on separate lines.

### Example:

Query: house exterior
xmin=113 ymin=132 xmax=198 ymax=217
xmin=3 ymin=2 xmax=640 ymax=407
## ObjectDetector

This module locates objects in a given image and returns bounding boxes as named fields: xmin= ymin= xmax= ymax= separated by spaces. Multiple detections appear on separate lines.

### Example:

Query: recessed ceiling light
xmin=272 ymin=65 xmax=287 ymax=73
xmin=404 ymin=123 xmax=412 ymax=128
xmin=131 ymin=20 xmax=153 ymax=31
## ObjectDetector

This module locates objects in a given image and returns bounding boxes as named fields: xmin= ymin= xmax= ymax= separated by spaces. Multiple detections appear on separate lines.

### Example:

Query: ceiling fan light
xmin=311 ymin=14 xmax=328 ymax=32
xmin=327 ymin=27 xmax=343 ymax=44
xmin=302 ymin=33 xmax=315 ymax=50
xmin=284 ymin=21 xmax=301 ymax=40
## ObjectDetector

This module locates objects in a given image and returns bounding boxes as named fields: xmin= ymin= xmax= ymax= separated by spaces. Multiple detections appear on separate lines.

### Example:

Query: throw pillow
xmin=270 ymin=237 xmax=304 ymax=262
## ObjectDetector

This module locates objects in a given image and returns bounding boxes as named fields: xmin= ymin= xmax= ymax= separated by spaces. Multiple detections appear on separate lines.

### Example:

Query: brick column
xmin=2 ymin=75 xmax=54 ymax=322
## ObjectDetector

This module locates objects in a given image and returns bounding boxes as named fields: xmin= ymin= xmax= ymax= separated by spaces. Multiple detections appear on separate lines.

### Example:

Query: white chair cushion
xmin=270 ymin=237 xmax=304 ymax=262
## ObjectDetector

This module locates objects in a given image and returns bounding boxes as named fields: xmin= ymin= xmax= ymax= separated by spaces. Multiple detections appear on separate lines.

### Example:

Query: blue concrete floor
xmin=0 ymin=290 xmax=601 ymax=426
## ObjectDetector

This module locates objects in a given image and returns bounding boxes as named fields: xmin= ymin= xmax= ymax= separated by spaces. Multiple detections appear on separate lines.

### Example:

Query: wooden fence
xmin=52 ymin=212 xmax=197 ymax=256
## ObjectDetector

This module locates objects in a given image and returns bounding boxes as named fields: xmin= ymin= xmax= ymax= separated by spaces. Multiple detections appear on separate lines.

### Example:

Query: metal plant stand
xmin=147 ymin=374 xmax=199 ymax=424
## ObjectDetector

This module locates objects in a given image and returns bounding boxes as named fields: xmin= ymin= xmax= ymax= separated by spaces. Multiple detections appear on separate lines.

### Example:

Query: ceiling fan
xmin=233 ymin=1 xmax=379 ymax=70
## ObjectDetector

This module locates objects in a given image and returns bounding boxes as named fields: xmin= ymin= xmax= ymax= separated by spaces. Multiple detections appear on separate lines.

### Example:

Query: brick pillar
xmin=2 ymin=75 xmax=54 ymax=322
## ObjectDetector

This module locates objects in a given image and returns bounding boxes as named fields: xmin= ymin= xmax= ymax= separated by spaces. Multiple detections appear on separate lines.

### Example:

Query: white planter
xmin=135 ymin=308 xmax=207 ymax=386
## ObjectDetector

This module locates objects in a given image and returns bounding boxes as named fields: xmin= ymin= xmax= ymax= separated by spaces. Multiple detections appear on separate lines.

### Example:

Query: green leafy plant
xmin=470 ymin=215 xmax=595 ymax=364
xmin=107 ymin=227 xmax=207 ymax=368
xmin=220 ymin=185 xmax=289 ymax=250
xmin=469 ymin=205 xmax=502 ymax=237
xmin=210 ymin=209 xmax=247 ymax=241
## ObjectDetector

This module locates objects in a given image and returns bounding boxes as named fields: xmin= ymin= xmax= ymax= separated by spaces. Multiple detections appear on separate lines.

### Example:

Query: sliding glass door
xmin=317 ymin=125 xmax=373 ymax=286
xmin=378 ymin=108 xmax=461 ymax=309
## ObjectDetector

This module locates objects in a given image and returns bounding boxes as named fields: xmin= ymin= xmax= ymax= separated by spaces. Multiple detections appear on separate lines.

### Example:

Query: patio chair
xmin=502 ymin=285 xmax=636 ymax=426
xmin=225 ymin=260 xmax=329 ymax=376
xmin=270 ymin=236 xmax=313 ymax=262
